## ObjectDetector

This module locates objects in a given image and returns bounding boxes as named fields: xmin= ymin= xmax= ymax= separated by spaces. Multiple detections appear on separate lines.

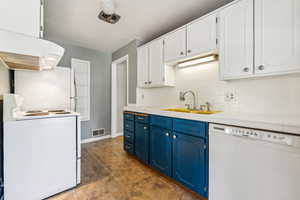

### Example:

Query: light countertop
xmin=124 ymin=106 xmax=300 ymax=135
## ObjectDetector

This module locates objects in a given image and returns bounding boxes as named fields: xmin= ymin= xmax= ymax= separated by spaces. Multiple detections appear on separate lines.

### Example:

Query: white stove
xmin=3 ymin=94 xmax=81 ymax=200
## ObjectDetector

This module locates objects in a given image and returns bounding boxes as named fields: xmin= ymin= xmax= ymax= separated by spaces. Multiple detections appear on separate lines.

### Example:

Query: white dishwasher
xmin=209 ymin=123 xmax=300 ymax=200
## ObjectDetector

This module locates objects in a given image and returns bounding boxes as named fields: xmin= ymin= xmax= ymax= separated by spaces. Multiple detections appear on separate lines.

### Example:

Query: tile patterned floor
xmin=49 ymin=137 xmax=205 ymax=200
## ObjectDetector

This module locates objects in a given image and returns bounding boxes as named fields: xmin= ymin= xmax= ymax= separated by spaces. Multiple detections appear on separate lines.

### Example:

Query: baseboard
xmin=111 ymin=132 xmax=123 ymax=138
xmin=81 ymin=135 xmax=111 ymax=144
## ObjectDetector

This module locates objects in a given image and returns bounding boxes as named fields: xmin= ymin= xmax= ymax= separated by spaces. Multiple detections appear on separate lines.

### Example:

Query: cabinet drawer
xmin=124 ymin=113 xmax=134 ymax=121
xmin=124 ymin=120 xmax=134 ymax=132
xmin=124 ymin=131 xmax=134 ymax=144
xmin=173 ymin=119 xmax=207 ymax=138
xmin=135 ymin=113 xmax=149 ymax=124
xmin=124 ymin=142 xmax=134 ymax=154
xmin=150 ymin=115 xmax=172 ymax=130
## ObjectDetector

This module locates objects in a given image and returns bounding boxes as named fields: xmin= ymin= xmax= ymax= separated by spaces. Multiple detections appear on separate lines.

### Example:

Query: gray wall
xmin=112 ymin=40 xmax=138 ymax=104
xmin=45 ymin=38 xmax=112 ymax=140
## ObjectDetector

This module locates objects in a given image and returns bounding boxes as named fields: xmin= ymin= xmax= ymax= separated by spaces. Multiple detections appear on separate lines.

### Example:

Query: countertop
xmin=124 ymin=106 xmax=300 ymax=135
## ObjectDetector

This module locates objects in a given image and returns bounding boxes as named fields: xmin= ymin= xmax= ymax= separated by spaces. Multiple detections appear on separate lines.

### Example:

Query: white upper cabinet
xmin=137 ymin=40 xmax=175 ymax=88
xmin=0 ymin=0 xmax=43 ymax=38
xmin=149 ymin=39 xmax=164 ymax=87
xmin=255 ymin=0 xmax=300 ymax=75
xmin=164 ymin=28 xmax=187 ymax=62
xmin=187 ymin=14 xmax=217 ymax=57
xmin=219 ymin=0 xmax=254 ymax=80
xmin=137 ymin=45 xmax=149 ymax=88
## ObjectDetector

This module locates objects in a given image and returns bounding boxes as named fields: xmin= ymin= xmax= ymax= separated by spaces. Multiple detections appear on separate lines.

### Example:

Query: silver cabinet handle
xmin=148 ymin=81 xmax=152 ymax=84
xmin=144 ymin=81 xmax=148 ymax=84
xmin=173 ymin=135 xmax=177 ymax=139
xmin=180 ymin=51 xmax=184 ymax=55
xmin=165 ymin=133 xmax=170 ymax=136
xmin=243 ymin=67 xmax=249 ymax=72
xmin=144 ymin=127 xmax=147 ymax=130
xmin=258 ymin=65 xmax=265 ymax=71
xmin=187 ymin=50 xmax=192 ymax=54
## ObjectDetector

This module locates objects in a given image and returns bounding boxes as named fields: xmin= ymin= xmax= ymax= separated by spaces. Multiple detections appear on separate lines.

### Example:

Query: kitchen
xmin=0 ymin=0 xmax=300 ymax=200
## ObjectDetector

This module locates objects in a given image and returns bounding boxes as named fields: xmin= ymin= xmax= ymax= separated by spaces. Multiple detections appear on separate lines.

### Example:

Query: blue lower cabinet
xmin=124 ymin=131 xmax=134 ymax=144
xmin=124 ymin=142 xmax=134 ymax=154
xmin=149 ymin=126 xmax=172 ymax=177
xmin=172 ymin=132 xmax=208 ymax=198
xmin=134 ymin=122 xmax=149 ymax=164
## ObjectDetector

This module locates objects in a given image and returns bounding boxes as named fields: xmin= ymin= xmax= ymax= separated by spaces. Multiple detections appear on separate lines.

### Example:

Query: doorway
xmin=111 ymin=55 xmax=129 ymax=138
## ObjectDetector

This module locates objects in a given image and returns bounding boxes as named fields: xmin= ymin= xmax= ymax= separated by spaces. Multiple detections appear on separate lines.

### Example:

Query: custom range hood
xmin=0 ymin=30 xmax=64 ymax=71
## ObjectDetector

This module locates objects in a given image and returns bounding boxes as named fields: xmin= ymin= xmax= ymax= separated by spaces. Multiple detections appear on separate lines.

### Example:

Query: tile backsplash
xmin=137 ymin=61 xmax=300 ymax=116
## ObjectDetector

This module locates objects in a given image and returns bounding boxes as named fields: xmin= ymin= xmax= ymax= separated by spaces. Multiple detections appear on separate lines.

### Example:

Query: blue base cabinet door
xmin=172 ymin=132 xmax=208 ymax=198
xmin=150 ymin=126 xmax=172 ymax=177
xmin=135 ymin=122 xmax=149 ymax=164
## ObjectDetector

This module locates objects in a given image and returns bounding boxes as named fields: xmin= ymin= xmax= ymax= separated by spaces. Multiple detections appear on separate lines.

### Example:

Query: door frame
xmin=111 ymin=55 xmax=129 ymax=138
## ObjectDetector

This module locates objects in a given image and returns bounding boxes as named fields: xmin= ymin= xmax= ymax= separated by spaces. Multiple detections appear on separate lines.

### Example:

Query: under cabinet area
xmin=123 ymin=112 xmax=209 ymax=199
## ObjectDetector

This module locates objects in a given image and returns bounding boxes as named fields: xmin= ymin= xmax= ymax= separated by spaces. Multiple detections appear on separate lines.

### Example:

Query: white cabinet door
xmin=149 ymin=39 xmax=165 ymax=87
xmin=0 ymin=0 xmax=41 ymax=38
xmin=187 ymin=14 xmax=217 ymax=57
xmin=164 ymin=28 xmax=186 ymax=62
xmin=137 ymin=45 xmax=149 ymax=88
xmin=255 ymin=0 xmax=300 ymax=75
xmin=219 ymin=0 xmax=254 ymax=80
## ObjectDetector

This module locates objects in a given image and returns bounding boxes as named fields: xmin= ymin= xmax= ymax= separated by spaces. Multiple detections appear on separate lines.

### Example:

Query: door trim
xmin=111 ymin=55 xmax=129 ymax=138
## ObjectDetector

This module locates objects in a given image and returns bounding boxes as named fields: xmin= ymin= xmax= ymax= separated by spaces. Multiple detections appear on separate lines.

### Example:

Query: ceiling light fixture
xmin=98 ymin=0 xmax=121 ymax=24
xmin=177 ymin=54 xmax=218 ymax=68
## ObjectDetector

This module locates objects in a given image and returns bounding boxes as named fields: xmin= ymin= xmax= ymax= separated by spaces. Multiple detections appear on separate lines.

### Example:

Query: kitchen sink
xmin=162 ymin=108 xmax=220 ymax=115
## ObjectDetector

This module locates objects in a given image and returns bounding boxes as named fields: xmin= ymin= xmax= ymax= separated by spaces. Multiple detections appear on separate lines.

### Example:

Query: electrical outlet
xmin=225 ymin=92 xmax=237 ymax=102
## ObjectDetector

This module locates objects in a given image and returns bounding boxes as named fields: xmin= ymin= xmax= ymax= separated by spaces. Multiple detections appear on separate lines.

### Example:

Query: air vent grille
xmin=92 ymin=128 xmax=105 ymax=137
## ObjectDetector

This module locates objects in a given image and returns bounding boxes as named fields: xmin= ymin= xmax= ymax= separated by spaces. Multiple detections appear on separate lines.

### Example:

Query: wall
xmin=112 ymin=40 xmax=138 ymax=104
xmin=44 ymin=38 xmax=112 ymax=140
xmin=15 ymin=68 xmax=71 ymax=111
xmin=137 ymin=62 xmax=300 ymax=117
xmin=0 ymin=64 xmax=10 ymax=99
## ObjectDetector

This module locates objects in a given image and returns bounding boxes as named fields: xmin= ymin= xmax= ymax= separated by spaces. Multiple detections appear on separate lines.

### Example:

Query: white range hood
xmin=0 ymin=30 xmax=64 ymax=71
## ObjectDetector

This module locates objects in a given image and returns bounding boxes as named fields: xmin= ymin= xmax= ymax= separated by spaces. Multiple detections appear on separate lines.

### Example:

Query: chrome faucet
xmin=180 ymin=90 xmax=196 ymax=110
xmin=199 ymin=102 xmax=211 ymax=112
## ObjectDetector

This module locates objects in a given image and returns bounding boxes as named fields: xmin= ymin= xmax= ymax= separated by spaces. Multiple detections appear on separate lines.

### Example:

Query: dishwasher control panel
xmin=212 ymin=124 xmax=294 ymax=146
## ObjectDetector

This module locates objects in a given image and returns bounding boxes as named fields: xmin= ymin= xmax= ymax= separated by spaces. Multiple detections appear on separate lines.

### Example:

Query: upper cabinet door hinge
xmin=40 ymin=0 xmax=44 ymax=5
xmin=216 ymin=38 xmax=218 ymax=45
xmin=216 ymin=17 xmax=218 ymax=24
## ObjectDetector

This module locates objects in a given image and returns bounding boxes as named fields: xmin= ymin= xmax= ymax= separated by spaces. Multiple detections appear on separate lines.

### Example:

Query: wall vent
xmin=92 ymin=128 xmax=105 ymax=137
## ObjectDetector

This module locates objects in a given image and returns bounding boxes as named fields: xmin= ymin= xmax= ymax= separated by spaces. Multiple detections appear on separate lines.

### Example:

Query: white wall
xmin=0 ymin=64 xmax=10 ymax=99
xmin=15 ymin=67 xmax=71 ymax=111
xmin=137 ymin=62 xmax=300 ymax=116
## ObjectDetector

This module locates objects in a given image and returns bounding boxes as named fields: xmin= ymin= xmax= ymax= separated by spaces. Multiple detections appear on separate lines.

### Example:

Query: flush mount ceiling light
xmin=177 ymin=54 xmax=218 ymax=68
xmin=98 ymin=0 xmax=121 ymax=24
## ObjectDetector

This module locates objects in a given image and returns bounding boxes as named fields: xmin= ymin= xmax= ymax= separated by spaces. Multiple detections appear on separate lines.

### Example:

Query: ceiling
xmin=44 ymin=0 xmax=233 ymax=53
